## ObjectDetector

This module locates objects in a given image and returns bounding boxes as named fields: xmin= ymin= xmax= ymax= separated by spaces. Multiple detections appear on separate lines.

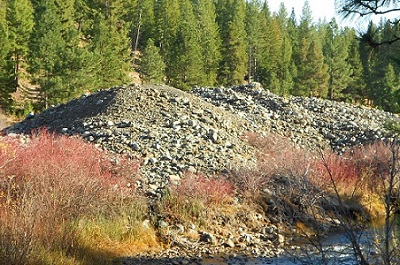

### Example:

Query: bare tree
xmin=373 ymin=140 xmax=400 ymax=265
xmin=315 ymin=141 xmax=400 ymax=265
xmin=336 ymin=0 xmax=400 ymax=46
xmin=320 ymin=150 xmax=370 ymax=265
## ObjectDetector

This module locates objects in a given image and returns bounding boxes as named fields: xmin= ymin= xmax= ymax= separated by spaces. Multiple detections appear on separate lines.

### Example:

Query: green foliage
xmin=343 ymin=29 xmax=366 ymax=103
xmin=140 ymin=38 xmax=165 ymax=84
xmin=90 ymin=12 xmax=132 ymax=88
xmin=0 ymin=0 xmax=34 ymax=109
xmin=217 ymin=0 xmax=247 ymax=85
xmin=6 ymin=0 xmax=34 ymax=88
xmin=135 ymin=0 xmax=155 ymax=47
xmin=154 ymin=0 xmax=181 ymax=84
xmin=167 ymin=0 xmax=205 ymax=89
xmin=0 ymin=0 xmax=399 ymax=113
xmin=0 ymin=0 xmax=13 ymax=109
xmin=323 ymin=19 xmax=351 ymax=100
xmin=384 ymin=120 xmax=400 ymax=135
xmin=29 ymin=0 xmax=93 ymax=109
xmin=245 ymin=0 xmax=263 ymax=83
xmin=193 ymin=0 xmax=221 ymax=86
xmin=250 ymin=1 xmax=271 ymax=86
xmin=377 ymin=63 xmax=400 ymax=112
xmin=296 ymin=38 xmax=329 ymax=97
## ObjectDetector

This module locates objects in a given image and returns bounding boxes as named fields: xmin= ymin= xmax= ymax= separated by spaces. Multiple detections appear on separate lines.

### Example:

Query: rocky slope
xmin=4 ymin=83 xmax=400 ymax=196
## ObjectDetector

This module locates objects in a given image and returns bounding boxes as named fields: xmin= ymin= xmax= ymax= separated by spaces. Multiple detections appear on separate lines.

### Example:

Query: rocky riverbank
xmin=3 ymin=83 xmax=400 ymax=264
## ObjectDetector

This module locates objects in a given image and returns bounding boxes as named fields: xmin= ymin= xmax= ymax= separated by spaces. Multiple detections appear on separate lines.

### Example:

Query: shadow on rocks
xmin=2 ymin=88 xmax=118 ymax=135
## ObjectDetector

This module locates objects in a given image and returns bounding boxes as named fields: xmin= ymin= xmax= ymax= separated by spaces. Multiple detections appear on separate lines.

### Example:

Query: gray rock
xmin=224 ymin=239 xmax=235 ymax=248
xmin=200 ymin=232 xmax=216 ymax=244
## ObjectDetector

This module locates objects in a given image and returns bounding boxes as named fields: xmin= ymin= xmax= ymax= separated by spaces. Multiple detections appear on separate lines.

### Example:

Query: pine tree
xmin=286 ymin=8 xmax=298 ymax=94
xmin=254 ymin=1 xmax=271 ymax=86
xmin=29 ymin=0 xmax=66 ymax=107
xmin=309 ymin=40 xmax=329 ymax=98
xmin=294 ymin=37 xmax=311 ymax=96
xmin=359 ymin=22 xmax=377 ymax=104
xmin=298 ymin=0 xmax=313 ymax=40
xmin=295 ymin=38 xmax=329 ymax=97
xmin=265 ymin=16 xmax=283 ymax=94
xmin=292 ymin=1 xmax=315 ymax=96
xmin=6 ymin=0 xmax=34 ymax=92
xmin=154 ymin=0 xmax=181 ymax=83
xmin=136 ymin=0 xmax=155 ymax=47
xmin=91 ymin=12 xmax=132 ymax=88
xmin=0 ymin=0 xmax=8 ymax=65
xmin=192 ymin=0 xmax=220 ymax=86
xmin=29 ymin=0 xmax=93 ymax=108
xmin=343 ymin=29 xmax=366 ymax=103
xmin=217 ymin=0 xmax=247 ymax=85
xmin=276 ymin=5 xmax=294 ymax=96
xmin=372 ymin=63 xmax=400 ymax=112
xmin=0 ymin=0 xmax=13 ymax=108
xmin=323 ymin=19 xmax=351 ymax=100
xmin=245 ymin=0 xmax=263 ymax=83
xmin=167 ymin=0 xmax=204 ymax=89
xmin=140 ymin=38 xmax=165 ymax=83
xmin=287 ymin=8 xmax=298 ymax=49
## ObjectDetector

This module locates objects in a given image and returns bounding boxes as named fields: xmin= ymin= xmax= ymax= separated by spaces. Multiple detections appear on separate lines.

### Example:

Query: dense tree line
xmin=0 ymin=0 xmax=399 ymax=113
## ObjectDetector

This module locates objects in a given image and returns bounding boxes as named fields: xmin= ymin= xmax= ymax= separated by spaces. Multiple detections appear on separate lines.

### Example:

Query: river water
xmin=202 ymin=217 xmax=400 ymax=265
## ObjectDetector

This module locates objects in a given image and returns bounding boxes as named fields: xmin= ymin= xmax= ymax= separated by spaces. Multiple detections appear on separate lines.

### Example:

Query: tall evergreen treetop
xmin=217 ymin=0 xmax=247 ymax=85
xmin=0 ymin=0 xmax=13 ymax=108
xmin=167 ymin=0 xmax=204 ymax=89
xmin=141 ymin=38 xmax=165 ymax=84
xmin=91 ymin=12 xmax=131 ymax=88
xmin=298 ymin=0 xmax=313 ymax=37
xmin=245 ymin=0 xmax=263 ymax=83
xmin=192 ymin=0 xmax=221 ymax=85
xmin=6 ymin=0 xmax=34 ymax=89
xmin=30 ymin=0 xmax=95 ymax=109
xmin=323 ymin=18 xmax=351 ymax=100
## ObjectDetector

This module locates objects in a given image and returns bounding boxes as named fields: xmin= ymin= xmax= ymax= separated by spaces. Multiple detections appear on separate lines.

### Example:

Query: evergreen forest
xmin=1 ymin=0 xmax=400 ymax=114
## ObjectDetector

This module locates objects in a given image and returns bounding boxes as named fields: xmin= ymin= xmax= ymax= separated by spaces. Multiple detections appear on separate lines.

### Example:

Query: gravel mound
xmin=193 ymin=84 xmax=400 ymax=152
xmin=4 ymin=83 xmax=400 ymax=195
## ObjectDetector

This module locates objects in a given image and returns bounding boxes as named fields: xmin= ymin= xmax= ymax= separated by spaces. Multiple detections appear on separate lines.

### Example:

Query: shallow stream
xmin=202 ymin=217 xmax=400 ymax=265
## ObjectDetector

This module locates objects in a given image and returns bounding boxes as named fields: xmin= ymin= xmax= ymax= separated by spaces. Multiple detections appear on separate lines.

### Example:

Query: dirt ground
xmin=0 ymin=111 xmax=16 ymax=130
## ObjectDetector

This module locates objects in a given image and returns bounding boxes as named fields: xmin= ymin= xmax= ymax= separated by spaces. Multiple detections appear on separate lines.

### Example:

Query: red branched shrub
xmin=316 ymin=141 xmax=393 ymax=192
xmin=4 ymin=130 xmax=111 ymax=181
xmin=316 ymin=151 xmax=361 ymax=185
xmin=0 ymin=130 xmax=140 ymax=264
xmin=230 ymin=168 xmax=268 ymax=197
xmin=170 ymin=173 xmax=233 ymax=205
xmin=235 ymin=132 xmax=316 ymax=196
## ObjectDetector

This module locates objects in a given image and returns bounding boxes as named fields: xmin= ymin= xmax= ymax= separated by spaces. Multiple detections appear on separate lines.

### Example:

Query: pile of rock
xmin=5 ymin=84 xmax=258 ymax=196
xmin=193 ymin=84 xmax=399 ymax=152
xmin=5 ymin=83 xmax=400 ymax=196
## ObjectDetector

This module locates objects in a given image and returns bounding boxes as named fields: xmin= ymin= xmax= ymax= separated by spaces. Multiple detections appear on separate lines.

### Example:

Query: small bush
xmin=0 ymin=130 xmax=145 ymax=265
xmin=171 ymin=173 xmax=233 ymax=205
xmin=157 ymin=173 xmax=234 ymax=230
xmin=233 ymin=132 xmax=316 ymax=198
xmin=318 ymin=142 xmax=392 ymax=195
